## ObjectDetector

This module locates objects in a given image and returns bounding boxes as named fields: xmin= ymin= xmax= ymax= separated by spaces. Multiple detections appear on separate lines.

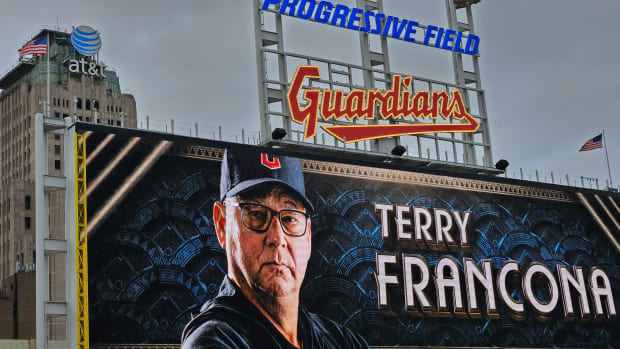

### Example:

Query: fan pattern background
xmin=88 ymin=155 xmax=619 ymax=346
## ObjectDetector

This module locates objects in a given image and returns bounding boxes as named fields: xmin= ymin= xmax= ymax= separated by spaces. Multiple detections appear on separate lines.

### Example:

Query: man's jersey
xmin=181 ymin=277 xmax=369 ymax=349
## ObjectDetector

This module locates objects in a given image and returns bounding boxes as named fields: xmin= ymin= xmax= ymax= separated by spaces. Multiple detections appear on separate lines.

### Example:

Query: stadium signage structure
xmin=78 ymin=122 xmax=620 ymax=345
xmin=288 ymin=65 xmax=479 ymax=142
xmin=374 ymin=203 xmax=618 ymax=321
xmin=261 ymin=0 xmax=480 ymax=55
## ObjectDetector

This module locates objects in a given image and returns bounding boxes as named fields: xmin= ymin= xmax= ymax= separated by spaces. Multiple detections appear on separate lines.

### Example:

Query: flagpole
xmin=602 ymin=130 xmax=613 ymax=187
xmin=46 ymin=31 xmax=50 ymax=118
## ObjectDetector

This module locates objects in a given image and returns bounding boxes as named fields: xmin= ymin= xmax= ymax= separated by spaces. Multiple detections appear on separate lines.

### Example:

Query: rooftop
xmin=0 ymin=27 xmax=74 ymax=89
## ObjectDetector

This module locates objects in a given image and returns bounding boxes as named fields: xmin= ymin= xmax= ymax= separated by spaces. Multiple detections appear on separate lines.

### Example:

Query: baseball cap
xmin=220 ymin=149 xmax=314 ymax=212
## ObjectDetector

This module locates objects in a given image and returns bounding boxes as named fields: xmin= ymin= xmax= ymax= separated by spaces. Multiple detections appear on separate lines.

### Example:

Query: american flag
xmin=18 ymin=36 xmax=47 ymax=59
xmin=579 ymin=134 xmax=603 ymax=151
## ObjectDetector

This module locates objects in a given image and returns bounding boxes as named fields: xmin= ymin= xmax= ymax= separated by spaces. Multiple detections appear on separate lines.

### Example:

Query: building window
xmin=54 ymin=160 xmax=61 ymax=170
xmin=85 ymin=116 xmax=91 ymax=122
xmin=86 ymin=99 xmax=91 ymax=111
xmin=54 ymin=112 xmax=60 ymax=118
xmin=93 ymin=100 xmax=99 ymax=110
xmin=54 ymin=134 xmax=60 ymax=140
xmin=54 ymin=145 xmax=60 ymax=155
xmin=25 ymin=195 xmax=30 ymax=210
xmin=25 ymin=217 xmax=31 ymax=230
xmin=63 ymin=113 xmax=68 ymax=118
xmin=116 ymin=120 xmax=121 ymax=126
xmin=53 ymin=98 xmax=56 ymax=106
xmin=78 ymin=116 xmax=83 ymax=121
xmin=119 ymin=107 xmax=122 ymax=112
xmin=77 ymin=98 xmax=82 ymax=109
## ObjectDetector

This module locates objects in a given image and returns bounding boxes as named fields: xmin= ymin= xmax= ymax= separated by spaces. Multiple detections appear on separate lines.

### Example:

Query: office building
xmin=0 ymin=27 xmax=137 ymax=339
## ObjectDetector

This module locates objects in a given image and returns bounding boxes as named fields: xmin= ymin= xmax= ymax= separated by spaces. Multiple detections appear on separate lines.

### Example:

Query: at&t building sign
xmin=68 ymin=25 xmax=106 ymax=77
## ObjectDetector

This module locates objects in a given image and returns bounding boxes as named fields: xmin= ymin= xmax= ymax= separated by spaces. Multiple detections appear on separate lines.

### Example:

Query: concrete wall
xmin=0 ymin=297 xmax=13 ymax=339
xmin=15 ymin=272 xmax=35 ymax=339
xmin=0 ymin=272 xmax=35 ymax=340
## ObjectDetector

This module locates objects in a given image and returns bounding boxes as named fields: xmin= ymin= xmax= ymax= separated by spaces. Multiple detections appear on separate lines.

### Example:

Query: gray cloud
xmin=1 ymin=0 xmax=618 ymax=187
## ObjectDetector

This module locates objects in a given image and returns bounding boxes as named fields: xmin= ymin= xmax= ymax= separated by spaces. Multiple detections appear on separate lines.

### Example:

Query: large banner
xmin=82 ymin=125 xmax=619 ymax=347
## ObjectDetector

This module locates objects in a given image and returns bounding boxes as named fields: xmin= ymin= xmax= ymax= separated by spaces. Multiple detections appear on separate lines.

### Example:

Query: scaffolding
xmin=253 ymin=0 xmax=498 ymax=175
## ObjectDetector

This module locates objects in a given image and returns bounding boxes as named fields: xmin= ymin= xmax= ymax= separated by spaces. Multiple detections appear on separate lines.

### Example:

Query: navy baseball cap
xmin=220 ymin=149 xmax=314 ymax=212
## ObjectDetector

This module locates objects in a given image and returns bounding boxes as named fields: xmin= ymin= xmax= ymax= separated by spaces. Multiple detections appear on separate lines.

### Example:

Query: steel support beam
xmin=45 ymin=301 xmax=68 ymax=316
xmin=445 ymin=0 xmax=493 ymax=167
xmin=35 ymin=114 xmax=78 ymax=349
xmin=44 ymin=175 xmax=66 ymax=191
xmin=44 ymin=239 xmax=67 ymax=255
xmin=357 ymin=0 xmax=397 ymax=155
xmin=65 ymin=118 xmax=78 ymax=349
xmin=35 ymin=113 xmax=49 ymax=349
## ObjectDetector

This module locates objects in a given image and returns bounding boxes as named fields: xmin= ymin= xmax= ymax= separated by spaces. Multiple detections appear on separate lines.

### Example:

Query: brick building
xmin=0 ymin=27 xmax=137 ymax=340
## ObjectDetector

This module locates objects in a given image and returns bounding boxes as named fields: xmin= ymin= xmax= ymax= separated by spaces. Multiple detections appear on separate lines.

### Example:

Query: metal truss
xmin=446 ymin=0 xmax=492 ymax=168
xmin=75 ymin=132 xmax=90 ymax=348
xmin=253 ymin=0 xmax=497 ymax=174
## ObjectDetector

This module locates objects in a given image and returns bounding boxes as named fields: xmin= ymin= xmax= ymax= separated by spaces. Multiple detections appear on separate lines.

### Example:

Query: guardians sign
xmin=287 ymin=65 xmax=479 ymax=143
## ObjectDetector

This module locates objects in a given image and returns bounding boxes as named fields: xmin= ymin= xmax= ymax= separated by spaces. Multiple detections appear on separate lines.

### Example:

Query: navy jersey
xmin=182 ymin=278 xmax=369 ymax=349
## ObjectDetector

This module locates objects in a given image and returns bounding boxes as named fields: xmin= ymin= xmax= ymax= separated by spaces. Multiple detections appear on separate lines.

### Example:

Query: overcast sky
xmin=1 ymin=0 xmax=619 ymax=189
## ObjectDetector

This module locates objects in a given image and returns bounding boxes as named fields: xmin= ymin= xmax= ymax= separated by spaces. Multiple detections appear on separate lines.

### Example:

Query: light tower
xmin=253 ymin=0 xmax=498 ymax=175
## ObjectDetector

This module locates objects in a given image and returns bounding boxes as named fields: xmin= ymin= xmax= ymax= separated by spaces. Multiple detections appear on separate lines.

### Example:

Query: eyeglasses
xmin=224 ymin=201 xmax=310 ymax=237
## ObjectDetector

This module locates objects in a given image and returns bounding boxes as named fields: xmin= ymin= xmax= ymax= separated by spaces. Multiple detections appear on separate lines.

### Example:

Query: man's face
xmin=216 ymin=186 xmax=311 ymax=299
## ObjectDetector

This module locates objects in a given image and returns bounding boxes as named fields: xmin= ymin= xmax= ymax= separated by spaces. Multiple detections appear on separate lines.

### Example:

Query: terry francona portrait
xmin=181 ymin=148 xmax=369 ymax=349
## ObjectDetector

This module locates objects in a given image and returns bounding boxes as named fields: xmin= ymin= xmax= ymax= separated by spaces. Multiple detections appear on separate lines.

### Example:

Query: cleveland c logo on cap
xmin=261 ymin=153 xmax=281 ymax=169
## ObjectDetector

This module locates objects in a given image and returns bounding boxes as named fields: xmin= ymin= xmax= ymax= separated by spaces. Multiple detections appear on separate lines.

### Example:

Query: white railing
xmin=503 ymin=168 xmax=618 ymax=191
xmin=131 ymin=116 xmax=618 ymax=192
xmin=136 ymin=116 xmax=261 ymax=145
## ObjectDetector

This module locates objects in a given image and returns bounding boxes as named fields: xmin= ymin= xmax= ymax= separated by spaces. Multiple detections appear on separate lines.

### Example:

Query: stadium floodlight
xmin=495 ymin=159 xmax=509 ymax=171
xmin=391 ymin=145 xmax=406 ymax=156
xmin=272 ymin=128 xmax=287 ymax=140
